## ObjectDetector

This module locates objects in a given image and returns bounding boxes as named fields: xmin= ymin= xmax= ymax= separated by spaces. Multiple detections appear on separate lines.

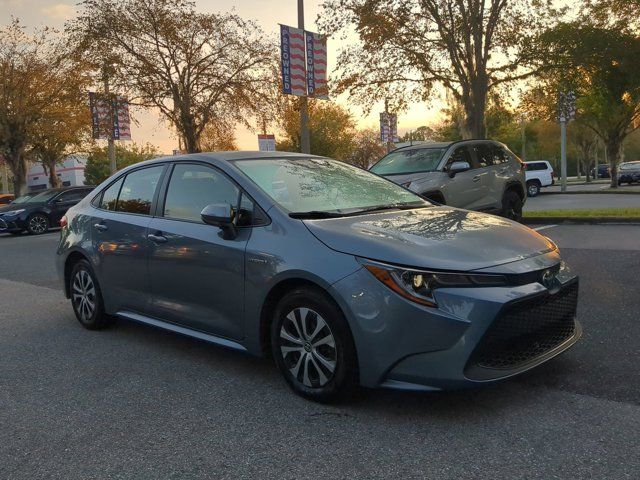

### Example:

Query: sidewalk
xmin=543 ymin=182 xmax=640 ymax=194
xmin=524 ymin=193 xmax=640 ymax=211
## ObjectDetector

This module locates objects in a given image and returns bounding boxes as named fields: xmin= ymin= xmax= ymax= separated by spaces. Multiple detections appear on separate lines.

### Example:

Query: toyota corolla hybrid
xmin=56 ymin=152 xmax=580 ymax=401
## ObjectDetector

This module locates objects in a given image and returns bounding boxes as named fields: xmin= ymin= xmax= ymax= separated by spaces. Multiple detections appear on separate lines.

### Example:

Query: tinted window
xmin=117 ymin=166 xmax=163 ymax=215
xmin=56 ymin=189 xmax=89 ymax=203
xmin=527 ymin=162 xmax=547 ymax=171
xmin=370 ymin=148 xmax=448 ymax=175
xmin=164 ymin=164 xmax=239 ymax=223
xmin=446 ymin=146 xmax=473 ymax=169
xmin=99 ymin=178 xmax=124 ymax=211
xmin=491 ymin=145 xmax=509 ymax=164
xmin=473 ymin=144 xmax=494 ymax=168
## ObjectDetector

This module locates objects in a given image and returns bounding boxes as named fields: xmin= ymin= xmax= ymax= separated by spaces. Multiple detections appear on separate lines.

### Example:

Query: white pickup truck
xmin=524 ymin=161 xmax=554 ymax=197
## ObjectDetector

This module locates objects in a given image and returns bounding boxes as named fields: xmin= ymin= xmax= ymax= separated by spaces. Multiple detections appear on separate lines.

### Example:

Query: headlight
xmin=3 ymin=209 xmax=25 ymax=216
xmin=361 ymin=260 xmax=508 ymax=307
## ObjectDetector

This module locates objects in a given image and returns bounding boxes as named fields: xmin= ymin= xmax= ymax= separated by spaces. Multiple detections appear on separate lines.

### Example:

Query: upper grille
xmin=467 ymin=281 xmax=578 ymax=373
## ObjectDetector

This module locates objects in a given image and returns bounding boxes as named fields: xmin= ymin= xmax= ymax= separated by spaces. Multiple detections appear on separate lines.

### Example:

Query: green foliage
xmin=276 ymin=100 xmax=356 ymax=161
xmin=84 ymin=143 xmax=159 ymax=186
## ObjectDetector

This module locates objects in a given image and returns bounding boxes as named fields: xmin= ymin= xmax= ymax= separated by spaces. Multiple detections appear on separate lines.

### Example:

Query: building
xmin=27 ymin=155 xmax=87 ymax=191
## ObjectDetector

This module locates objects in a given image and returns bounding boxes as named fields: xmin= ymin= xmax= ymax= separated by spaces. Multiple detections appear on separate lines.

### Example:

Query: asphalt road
xmin=1 ymin=226 xmax=639 ymax=479
xmin=524 ymin=193 xmax=640 ymax=211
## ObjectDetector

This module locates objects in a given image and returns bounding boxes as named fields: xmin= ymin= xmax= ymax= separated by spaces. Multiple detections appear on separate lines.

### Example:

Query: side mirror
xmin=201 ymin=203 xmax=237 ymax=239
xmin=448 ymin=161 xmax=471 ymax=178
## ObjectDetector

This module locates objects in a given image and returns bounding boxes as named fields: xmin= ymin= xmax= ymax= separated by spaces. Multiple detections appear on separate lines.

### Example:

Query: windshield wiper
xmin=352 ymin=202 xmax=430 ymax=214
xmin=289 ymin=211 xmax=349 ymax=219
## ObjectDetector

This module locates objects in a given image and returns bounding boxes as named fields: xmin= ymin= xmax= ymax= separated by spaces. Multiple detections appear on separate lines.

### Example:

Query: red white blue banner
xmin=305 ymin=31 xmax=328 ymax=99
xmin=89 ymin=92 xmax=132 ymax=140
xmin=280 ymin=25 xmax=307 ymax=97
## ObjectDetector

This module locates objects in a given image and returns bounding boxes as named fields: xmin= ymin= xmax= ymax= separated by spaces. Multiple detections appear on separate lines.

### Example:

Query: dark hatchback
xmin=0 ymin=187 xmax=94 ymax=235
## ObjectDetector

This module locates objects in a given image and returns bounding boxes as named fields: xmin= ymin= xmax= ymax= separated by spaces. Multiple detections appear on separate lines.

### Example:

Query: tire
xmin=526 ymin=181 xmax=540 ymax=197
xmin=69 ymin=259 xmax=114 ymax=330
xmin=502 ymin=190 xmax=523 ymax=222
xmin=26 ymin=213 xmax=49 ymax=235
xmin=271 ymin=287 xmax=358 ymax=402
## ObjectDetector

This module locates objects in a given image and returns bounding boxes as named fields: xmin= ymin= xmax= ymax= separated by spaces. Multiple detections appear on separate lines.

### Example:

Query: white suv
xmin=524 ymin=161 xmax=554 ymax=197
xmin=370 ymin=140 xmax=527 ymax=221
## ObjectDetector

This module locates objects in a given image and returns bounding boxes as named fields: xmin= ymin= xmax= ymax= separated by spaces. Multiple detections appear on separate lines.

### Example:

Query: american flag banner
xmin=280 ymin=25 xmax=307 ymax=97
xmin=305 ymin=31 xmax=328 ymax=99
xmin=380 ymin=112 xmax=390 ymax=142
xmin=89 ymin=93 xmax=132 ymax=140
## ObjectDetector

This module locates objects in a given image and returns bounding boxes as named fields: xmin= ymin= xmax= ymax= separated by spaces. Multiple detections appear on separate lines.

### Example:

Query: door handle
xmin=147 ymin=233 xmax=168 ymax=244
xmin=94 ymin=223 xmax=108 ymax=232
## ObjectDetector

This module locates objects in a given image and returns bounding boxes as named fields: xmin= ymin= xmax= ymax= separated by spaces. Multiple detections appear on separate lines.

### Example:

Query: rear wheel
xmin=26 ymin=213 xmax=49 ymax=235
xmin=526 ymin=180 xmax=541 ymax=197
xmin=502 ymin=190 xmax=523 ymax=222
xmin=271 ymin=287 xmax=358 ymax=402
xmin=70 ymin=259 xmax=114 ymax=330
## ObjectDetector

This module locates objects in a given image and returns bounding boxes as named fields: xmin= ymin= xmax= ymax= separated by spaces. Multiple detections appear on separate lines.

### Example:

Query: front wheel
xmin=271 ymin=287 xmax=358 ymax=402
xmin=26 ymin=213 xmax=49 ymax=235
xmin=502 ymin=190 xmax=523 ymax=222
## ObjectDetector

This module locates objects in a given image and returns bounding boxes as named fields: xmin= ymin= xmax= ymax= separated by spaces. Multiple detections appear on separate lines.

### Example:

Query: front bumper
xmin=332 ymin=255 xmax=580 ymax=390
xmin=0 ymin=216 xmax=25 ymax=232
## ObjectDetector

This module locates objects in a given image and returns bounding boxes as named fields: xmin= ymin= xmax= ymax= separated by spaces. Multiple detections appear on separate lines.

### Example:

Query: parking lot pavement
xmin=524 ymin=193 xmax=640 ymax=211
xmin=1 ymin=225 xmax=639 ymax=479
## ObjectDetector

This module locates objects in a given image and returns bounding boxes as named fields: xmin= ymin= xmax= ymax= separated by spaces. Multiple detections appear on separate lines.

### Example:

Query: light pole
xmin=520 ymin=113 xmax=526 ymax=162
xmin=298 ymin=0 xmax=310 ymax=154
xmin=557 ymin=91 xmax=576 ymax=193
xmin=103 ymin=62 xmax=116 ymax=174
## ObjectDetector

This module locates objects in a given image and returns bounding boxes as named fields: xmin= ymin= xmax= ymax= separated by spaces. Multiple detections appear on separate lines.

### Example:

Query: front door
xmin=147 ymin=163 xmax=249 ymax=340
xmin=442 ymin=145 xmax=486 ymax=209
xmin=92 ymin=165 xmax=165 ymax=313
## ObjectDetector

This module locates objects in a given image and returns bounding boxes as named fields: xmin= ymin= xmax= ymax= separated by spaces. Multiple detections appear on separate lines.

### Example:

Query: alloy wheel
xmin=29 ymin=215 xmax=48 ymax=234
xmin=72 ymin=269 xmax=97 ymax=322
xmin=279 ymin=307 xmax=337 ymax=388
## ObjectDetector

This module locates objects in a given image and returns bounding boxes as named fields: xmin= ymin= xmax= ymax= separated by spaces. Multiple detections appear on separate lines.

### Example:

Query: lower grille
xmin=468 ymin=282 xmax=578 ymax=372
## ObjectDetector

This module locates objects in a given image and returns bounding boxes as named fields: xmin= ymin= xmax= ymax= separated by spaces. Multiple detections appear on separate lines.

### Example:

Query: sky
xmin=0 ymin=0 xmax=448 ymax=153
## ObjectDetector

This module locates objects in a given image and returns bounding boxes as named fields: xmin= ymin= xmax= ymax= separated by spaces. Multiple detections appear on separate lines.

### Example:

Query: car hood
xmin=303 ymin=206 xmax=556 ymax=271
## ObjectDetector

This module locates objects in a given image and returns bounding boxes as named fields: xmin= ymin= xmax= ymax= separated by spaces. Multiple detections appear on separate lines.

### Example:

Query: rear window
xmin=620 ymin=162 xmax=640 ymax=170
xmin=370 ymin=148 xmax=447 ymax=175
xmin=526 ymin=162 xmax=549 ymax=171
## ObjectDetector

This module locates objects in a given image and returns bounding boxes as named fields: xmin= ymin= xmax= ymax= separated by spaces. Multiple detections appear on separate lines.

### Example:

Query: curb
xmin=539 ymin=189 xmax=640 ymax=195
xmin=523 ymin=216 xmax=640 ymax=225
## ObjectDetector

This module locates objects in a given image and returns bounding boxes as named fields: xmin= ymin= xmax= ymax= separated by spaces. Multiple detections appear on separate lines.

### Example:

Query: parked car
xmin=57 ymin=152 xmax=580 ymax=402
xmin=524 ymin=161 xmax=554 ymax=197
xmin=617 ymin=161 xmax=640 ymax=185
xmin=369 ymin=140 xmax=526 ymax=222
xmin=0 ymin=186 xmax=94 ymax=235
xmin=0 ymin=194 xmax=14 ymax=205
xmin=590 ymin=164 xmax=611 ymax=178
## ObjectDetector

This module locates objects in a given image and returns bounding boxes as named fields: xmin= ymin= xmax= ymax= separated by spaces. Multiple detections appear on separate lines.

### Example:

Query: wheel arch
xmin=63 ymin=250 xmax=90 ymax=298
xmin=504 ymin=180 xmax=525 ymax=201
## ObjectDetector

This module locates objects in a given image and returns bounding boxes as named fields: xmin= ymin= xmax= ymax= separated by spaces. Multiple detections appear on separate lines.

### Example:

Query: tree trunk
xmin=606 ymin=139 xmax=621 ymax=189
xmin=44 ymin=158 xmax=61 ymax=188
xmin=461 ymin=86 xmax=487 ymax=139
xmin=10 ymin=156 xmax=27 ymax=196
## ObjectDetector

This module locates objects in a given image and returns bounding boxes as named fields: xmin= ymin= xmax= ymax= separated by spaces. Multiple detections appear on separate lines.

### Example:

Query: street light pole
xmin=103 ymin=63 xmax=116 ymax=174
xmin=560 ymin=119 xmax=567 ymax=192
xmin=298 ymin=0 xmax=310 ymax=154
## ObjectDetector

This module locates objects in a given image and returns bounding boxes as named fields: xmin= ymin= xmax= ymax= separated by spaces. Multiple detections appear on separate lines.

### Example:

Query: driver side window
xmin=446 ymin=146 xmax=473 ymax=169
xmin=163 ymin=163 xmax=241 ymax=223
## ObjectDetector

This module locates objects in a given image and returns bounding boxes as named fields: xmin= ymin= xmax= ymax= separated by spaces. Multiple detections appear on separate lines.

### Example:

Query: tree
xmin=199 ymin=120 xmax=238 ymax=152
xmin=71 ymin=0 xmax=272 ymax=153
xmin=84 ymin=143 xmax=159 ymax=186
xmin=348 ymin=128 xmax=387 ymax=168
xmin=277 ymin=100 xmax=356 ymax=160
xmin=533 ymin=22 xmax=640 ymax=187
xmin=400 ymin=126 xmax=437 ymax=143
xmin=319 ymin=0 xmax=551 ymax=139
xmin=0 ymin=21 xmax=83 ymax=195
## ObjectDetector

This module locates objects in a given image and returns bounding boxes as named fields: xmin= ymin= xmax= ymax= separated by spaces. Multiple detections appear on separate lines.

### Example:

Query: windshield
xmin=370 ymin=147 xmax=447 ymax=175
xmin=11 ymin=195 xmax=32 ymax=204
xmin=234 ymin=158 xmax=426 ymax=215
xmin=620 ymin=162 xmax=640 ymax=170
xmin=24 ymin=190 xmax=59 ymax=203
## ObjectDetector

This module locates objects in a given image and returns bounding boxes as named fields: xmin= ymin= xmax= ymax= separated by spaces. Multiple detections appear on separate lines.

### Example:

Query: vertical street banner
xmin=280 ymin=24 xmax=307 ymax=97
xmin=305 ymin=31 xmax=328 ymax=99
xmin=380 ymin=112 xmax=390 ymax=143
xmin=89 ymin=93 xmax=132 ymax=140
xmin=389 ymin=113 xmax=398 ymax=142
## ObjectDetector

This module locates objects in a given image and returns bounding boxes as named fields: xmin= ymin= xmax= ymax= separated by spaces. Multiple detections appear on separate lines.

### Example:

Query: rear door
xmin=91 ymin=164 xmax=166 ymax=313
xmin=146 ymin=162 xmax=251 ymax=340
xmin=470 ymin=142 xmax=507 ymax=210
xmin=441 ymin=145 xmax=486 ymax=208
